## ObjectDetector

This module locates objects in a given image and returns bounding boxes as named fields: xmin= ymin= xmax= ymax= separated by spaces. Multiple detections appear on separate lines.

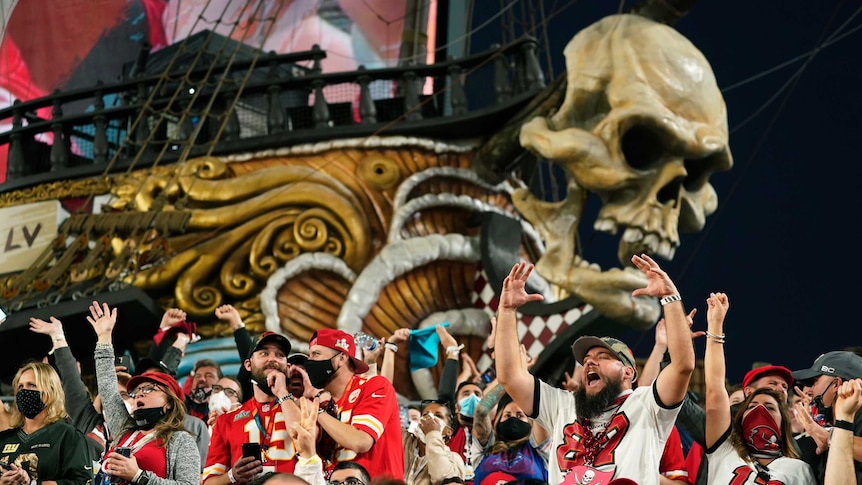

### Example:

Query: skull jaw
xmin=512 ymin=170 xmax=663 ymax=329
xmin=536 ymin=258 xmax=660 ymax=328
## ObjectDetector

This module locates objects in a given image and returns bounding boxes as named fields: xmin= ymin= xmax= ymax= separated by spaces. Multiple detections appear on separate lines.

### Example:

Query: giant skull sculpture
xmin=519 ymin=14 xmax=732 ymax=328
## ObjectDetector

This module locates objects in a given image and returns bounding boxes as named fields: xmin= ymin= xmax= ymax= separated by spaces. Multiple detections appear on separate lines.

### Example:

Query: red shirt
xmin=203 ymin=399 xmax=297 ymax=483
xmin=660 ymin=425 xmax=688 ymax=482
xmin=112 ymin=430 xmax=167 ymax=479
xmin=325 ymin=374 xmax=404 ymax=479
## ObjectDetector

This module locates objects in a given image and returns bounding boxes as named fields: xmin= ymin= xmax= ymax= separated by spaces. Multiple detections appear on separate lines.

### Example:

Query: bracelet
xmin=834 ymin=419 xmax=854 ymax=431
xmin=446 ymin=344 xmax=464 ymax=355
xmin=228 ymin=468 xmax=238 ymax=484
xmin=275 ymin=395 xmax=290 ymax=405
xmin=132 ymin=470 xmax=143 ymax=483
xmin=52 ymin=335 xmax=66 ymax=342
xmin=95 ymin=342 xmax=112 ymax=350
xmin=384 ymin=342 xmax=398 ymax=353
xmin=660 ymin=294 xmax=682 ymax=306
xmin=705 ymin=330 xmax=725 ymax=344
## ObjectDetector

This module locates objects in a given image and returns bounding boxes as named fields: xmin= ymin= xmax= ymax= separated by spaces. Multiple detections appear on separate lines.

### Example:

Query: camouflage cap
xmin=571 ymin=336 xmax=637 ymax=382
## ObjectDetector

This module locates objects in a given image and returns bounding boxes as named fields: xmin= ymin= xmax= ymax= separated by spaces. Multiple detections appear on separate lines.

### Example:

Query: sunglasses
xmin=212 ymin=385 xmax=239 ymax=399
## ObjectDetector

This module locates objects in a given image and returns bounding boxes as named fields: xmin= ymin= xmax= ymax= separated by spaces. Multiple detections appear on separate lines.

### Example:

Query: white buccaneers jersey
xmin=533 ymin=379 xmax=680 ymax=485
xmin=707 ymin=436 xmax=816 ymax=485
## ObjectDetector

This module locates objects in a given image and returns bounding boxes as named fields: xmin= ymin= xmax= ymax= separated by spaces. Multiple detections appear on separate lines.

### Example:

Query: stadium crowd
xmin=0 ymin=255 xmax=861 ymax=485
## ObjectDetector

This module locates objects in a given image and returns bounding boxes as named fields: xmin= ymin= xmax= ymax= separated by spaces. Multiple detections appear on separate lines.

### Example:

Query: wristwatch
xmin=136 ymin=471 xmax=152 ymax=485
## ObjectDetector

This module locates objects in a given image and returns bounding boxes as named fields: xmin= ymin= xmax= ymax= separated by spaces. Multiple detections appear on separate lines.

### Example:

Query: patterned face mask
xmin=16 ymin=388 xmax=45 ymax=419
xmin=741 ymin=404 xmax=782 ymax=458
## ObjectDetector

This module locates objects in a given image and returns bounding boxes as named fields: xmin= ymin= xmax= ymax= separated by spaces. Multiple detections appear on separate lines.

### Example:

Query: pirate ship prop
xmin=0 ymin=0 xmax=723 ymax=398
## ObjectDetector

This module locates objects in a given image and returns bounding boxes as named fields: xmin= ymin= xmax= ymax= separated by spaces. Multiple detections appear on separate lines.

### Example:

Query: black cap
xmin=248 ymin=331 xmax=292 ymax=359
xmin=792 ymin=351 xmax=862 ymax=382
xmin=287 ymin=353 xmax=308 ymax=366
xmin=135 ymin=357 xmax=174 ymax=377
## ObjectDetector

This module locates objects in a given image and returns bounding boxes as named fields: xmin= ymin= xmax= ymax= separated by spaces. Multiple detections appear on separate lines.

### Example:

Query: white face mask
xmin=208 ymin=390 xmax=234 ymax=415
xmin=415 ymin=414 xmax=445 ymax=444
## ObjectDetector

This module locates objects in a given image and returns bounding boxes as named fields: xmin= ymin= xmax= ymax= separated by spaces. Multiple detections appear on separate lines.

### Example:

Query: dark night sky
xmin=469 ymin=0 xmax=862 ymax=383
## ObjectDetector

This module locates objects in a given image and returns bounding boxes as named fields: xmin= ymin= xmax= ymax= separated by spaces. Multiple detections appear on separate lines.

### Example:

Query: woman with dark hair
xmin=402 ymin=401 xmax=466 ymax=485
xmin=703 ymin=292 xmax=815 ymax=484
xmin=471 ymin=393 xmax=548 ymax=485
xmin=88 ymin=301 xmax=200 ymax=485
xmin=0 ymin=361 xmax=91 ymax=485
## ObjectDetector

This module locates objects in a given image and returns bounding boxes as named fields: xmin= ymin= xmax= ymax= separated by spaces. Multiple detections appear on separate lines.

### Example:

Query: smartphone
xmin=0 ymin=463 xmax=12 ymax=471
xmin=114 ymin=355 xmax=133 ymax=371
xmin=480 ymin=364 xmax=496 ymax=384
xmin=241 ymin=442 xmax=262 ymax=462
xmin=115 ymin=447 xmax=132 ymax=458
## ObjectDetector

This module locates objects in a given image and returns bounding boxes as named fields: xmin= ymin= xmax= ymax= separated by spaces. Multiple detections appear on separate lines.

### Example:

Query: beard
xmin=250 ymin=361 xmax=287 ymax=396
xmin=574 ymin=373 xmax=625 ymax=421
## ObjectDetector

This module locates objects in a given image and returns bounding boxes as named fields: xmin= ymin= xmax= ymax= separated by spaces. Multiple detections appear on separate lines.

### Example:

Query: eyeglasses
xmin=212 ymin=385 xmax=239 ymax=398
xmin=128 ymin=384 xmax=161 ymax=399
xmin=328 ymin=479 xmax=365 ymax=485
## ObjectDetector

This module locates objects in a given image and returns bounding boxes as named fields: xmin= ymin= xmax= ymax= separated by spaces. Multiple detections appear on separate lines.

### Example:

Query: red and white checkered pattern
xmin=472 ymin=268 xmax=592 ymax=370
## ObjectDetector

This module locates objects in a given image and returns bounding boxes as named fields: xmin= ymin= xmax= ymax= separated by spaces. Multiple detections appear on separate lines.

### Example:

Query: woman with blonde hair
xmin=0 ymin=360 xmax=92 ymax=485
xmin=703 ymin=292 xmax=815 ymax=484
xmin=89 ymin=301 xmax=200 ymax=485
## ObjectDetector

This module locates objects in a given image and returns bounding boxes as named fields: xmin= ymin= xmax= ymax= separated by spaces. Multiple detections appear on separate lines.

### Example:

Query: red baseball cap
xmin=127 ymin=371 xmax=183 ymax=400
xmin=742 ymin=365 xmax=793 ymax=389
xmin=480 ymin=471 xmax=516 ymax=485
xmin=309 ymin=328 xmax=369 ymax=374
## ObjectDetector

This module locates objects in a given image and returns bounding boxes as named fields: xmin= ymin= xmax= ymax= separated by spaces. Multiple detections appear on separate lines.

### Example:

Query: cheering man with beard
xmin=203 ymin=332 xmax=303 ymax=485
xmin=495 ymin=256 xmax=696 ymax=485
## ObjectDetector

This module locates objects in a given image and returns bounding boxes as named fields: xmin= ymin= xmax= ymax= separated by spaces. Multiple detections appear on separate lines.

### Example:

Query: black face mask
xmin=808 ymin=378 xmax=837 ymax=426
xmin=189 ymin=387 xmax=211 ymax=404
xmin=497 ymin=417 xmax=531 ymax=442
xmin=249 ymin=378 xmax=273 ymax=396
xmin=132 ymin=407 xmax=166 ymax=430
xmin=304 ymin=357 xmax=337 ymax=389
xmin=16 ymin=389 xmax=45 ymax=419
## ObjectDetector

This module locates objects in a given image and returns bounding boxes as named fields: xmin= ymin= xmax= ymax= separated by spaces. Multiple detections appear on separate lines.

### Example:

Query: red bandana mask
xmin=741 ymin=404 xmax=782 ymax=458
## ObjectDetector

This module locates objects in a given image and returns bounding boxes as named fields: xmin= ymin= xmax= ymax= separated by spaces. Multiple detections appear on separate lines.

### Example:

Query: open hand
xmin=499 ymin=262 xmax=544 ymax=312
xmin=86 ymin=301 xmax=117 ymax=339
xmin=631 ymin=254 xmax=678 ymax=298
xmin=29 ymin=316 xmax=65 ymax=341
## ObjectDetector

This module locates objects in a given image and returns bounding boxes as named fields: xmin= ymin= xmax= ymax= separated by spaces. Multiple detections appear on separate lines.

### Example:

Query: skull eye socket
xmin=621 ymin=124 xmax=666 ymax=170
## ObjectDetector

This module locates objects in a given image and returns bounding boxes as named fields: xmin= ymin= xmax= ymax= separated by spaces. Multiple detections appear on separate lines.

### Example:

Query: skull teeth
xmin=623 ymin=227 xmax=643 ymax=243
xmin=593 ymin=218 xmax=618 ymax=234
xmin=574 ymin=254 xmax=601 ymax=271
xmin=594 ymin=218 xmax=677 ymax=261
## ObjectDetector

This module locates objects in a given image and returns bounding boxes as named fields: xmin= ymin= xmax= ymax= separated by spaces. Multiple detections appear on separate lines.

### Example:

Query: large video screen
xmin=0 ymin=0 xmax=437 ymax=181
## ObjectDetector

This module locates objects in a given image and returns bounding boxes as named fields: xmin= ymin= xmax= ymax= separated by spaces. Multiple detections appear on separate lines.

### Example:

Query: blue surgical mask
xmin=458 ymin=394 xmax=481 ymax=418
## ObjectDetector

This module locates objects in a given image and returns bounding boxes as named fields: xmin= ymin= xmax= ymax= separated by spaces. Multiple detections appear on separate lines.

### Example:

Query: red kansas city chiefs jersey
xmin=327 ymin=374 xmax=404 ymax=479
xmin=203 ymin=399 xmax=297 ymax=483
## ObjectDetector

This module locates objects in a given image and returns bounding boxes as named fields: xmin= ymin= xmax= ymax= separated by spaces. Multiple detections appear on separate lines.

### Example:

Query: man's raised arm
xmin=631 ymin=254 xmax=695 ymax=407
